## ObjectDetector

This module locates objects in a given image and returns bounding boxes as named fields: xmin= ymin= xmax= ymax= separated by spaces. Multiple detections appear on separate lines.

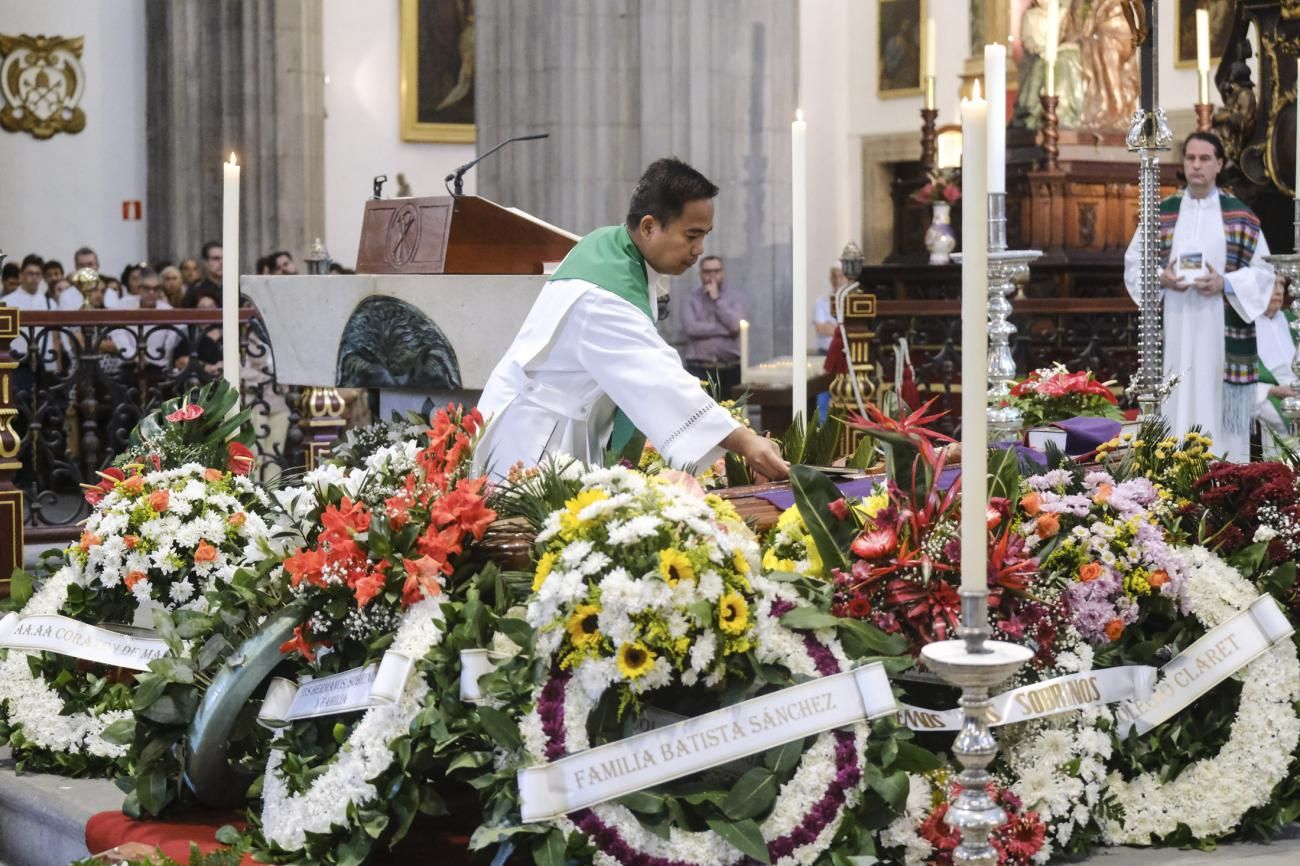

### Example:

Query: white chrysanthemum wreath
xmin=519 ymin=576 xmax=870 ymax=866
xmin=1102 ymin=545 xmax=1300 ymax=844
xmin=0 ymin=565 xmax=132 ymax=759
xmin=259 ymin=598 xmax=446 ymax=852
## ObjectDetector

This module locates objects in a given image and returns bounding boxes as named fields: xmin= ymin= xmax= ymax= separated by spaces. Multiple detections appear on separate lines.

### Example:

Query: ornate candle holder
xmin=1126 ymin=108 xmax=1174 ymax=419
xmin=1262 ymin=200 xmax=1300 ymax=438
xmin=1039 ymin=94 xmax=1060 ymax=172
xmin=959 ymin=194 xmax=1042 ymax=443
xmin=921 ymin=106 xmax=939 ymax=169
xmin=1194 ymin=103 xmax=1213 ymax=133
xmin=921 ymin=594 xmax=1033 ymax=865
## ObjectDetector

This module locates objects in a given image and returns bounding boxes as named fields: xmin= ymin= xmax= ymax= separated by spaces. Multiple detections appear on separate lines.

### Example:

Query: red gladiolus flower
xmin=401 ymin=555 xmax=446 ymax=607
xmin=351 ymin=561 xmax=389 ymax=608
xmin=321 ymin=497 xmax=371 ymax=543
xmin=285 ymin=547 xmax=327 ymax=589
xmin=166 ymin=403 xmax=204 ymax=423
xmin=851 ymin=526 xmax=898 ymax=560
xmin=226 ymin=441 xmax=254 ymax=476
xmin=280 ymin=624 xmax=320 ymax=662
xmin=416 ymin=524 xmax=465 ymax=572
xmin=828 ymin=498 xmax=850 ymax=521
xmin=432 ymin=477 xmax=497 ymax=539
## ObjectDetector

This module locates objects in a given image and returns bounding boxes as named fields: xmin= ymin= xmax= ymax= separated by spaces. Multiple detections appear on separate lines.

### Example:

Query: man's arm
xmin=712 ymin=290 xmax=744 ymax=335
xmin=682 ymin=290 xmax=731 ymax=339
xmin=1223 ymin=231 xmax=1275 ymax=323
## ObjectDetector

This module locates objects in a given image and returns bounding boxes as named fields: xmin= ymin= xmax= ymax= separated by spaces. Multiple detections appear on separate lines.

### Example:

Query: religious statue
xmin=1013 ymin=0 xmax=1084 ymax=129
xmin=1079 ymin=0 xmax=1141 ymax=129
xmin=1212 ymin=40 xmax=1258 ymax=170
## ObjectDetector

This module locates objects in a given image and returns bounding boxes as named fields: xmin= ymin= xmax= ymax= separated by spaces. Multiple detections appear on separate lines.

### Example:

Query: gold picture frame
xmin=400 ymin=0 xmax=476 ymax=143
xmin=1174 ymin=0 xmax=1232 ymax=70
xmin=878 ymin=0 xmax=925 ymax=99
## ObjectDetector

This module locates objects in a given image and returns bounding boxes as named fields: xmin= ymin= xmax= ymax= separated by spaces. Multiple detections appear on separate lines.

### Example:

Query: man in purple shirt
xmin=683 ymin=255 xmax=745 ymax=397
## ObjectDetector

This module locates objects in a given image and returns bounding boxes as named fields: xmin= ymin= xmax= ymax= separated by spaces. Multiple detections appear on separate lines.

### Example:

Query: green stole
xmin=1257 ymin=309 xmax=1298 ymax=417
xmin=548 ymin=225 xmax=652 ymax=455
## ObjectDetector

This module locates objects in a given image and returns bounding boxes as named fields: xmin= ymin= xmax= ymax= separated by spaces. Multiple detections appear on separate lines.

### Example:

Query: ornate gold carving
xmin=0 ymin=33 xmax=86 ymax=139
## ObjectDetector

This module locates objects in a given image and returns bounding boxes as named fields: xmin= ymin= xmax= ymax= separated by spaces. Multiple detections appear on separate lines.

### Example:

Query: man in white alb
xmin=1124 ymin=132 xmax=1274 ymax=461
xmin=476 ymin=158 xmax=786 ymax=480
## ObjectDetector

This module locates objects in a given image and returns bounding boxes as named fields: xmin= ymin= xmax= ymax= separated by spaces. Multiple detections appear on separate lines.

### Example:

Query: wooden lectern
xmin=355 ymin=195 xmax=578 ymax=275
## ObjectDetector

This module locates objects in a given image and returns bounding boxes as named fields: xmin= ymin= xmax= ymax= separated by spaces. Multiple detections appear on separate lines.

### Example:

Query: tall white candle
xmin=1296 ymin=60 xmax=1300 ymax=198
xmin=960 ymin=82 xmax=989 ymax=595
xmin=1044 ymin=0 xmax=1059 ymax=98
xmin=983 ymin=44 xmax=1006 ymax=194
xmin=1196 ymin=8 xmax=1211 ymax=104
xmin=924 ymin=17 xmax=937 ymax=109
xmin=739 ymin=319 xmax=750 ymax=383
xmin=222 ymin=152 xmax=240 ymax=397
xmin=791 ymin=109 xmax=808 ymax=423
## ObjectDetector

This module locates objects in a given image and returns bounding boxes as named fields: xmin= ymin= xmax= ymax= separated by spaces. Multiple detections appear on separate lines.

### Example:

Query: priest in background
xmin=1255 ymin=275 xmax=1298 ymax=458
xmin=476 ymin=157 xmax=787 ymax=480
xmin=1124 ymin=132 xmax=1274 ymax=462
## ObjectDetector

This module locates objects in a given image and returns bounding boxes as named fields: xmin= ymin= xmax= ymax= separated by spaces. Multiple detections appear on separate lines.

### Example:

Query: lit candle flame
xmin=228 ymin=152 xmax=238 ymax=166
xmin=795 ymin=108 xmax=803 ymax=123
xmin=971 ymin=79 xmax=982 ymax=102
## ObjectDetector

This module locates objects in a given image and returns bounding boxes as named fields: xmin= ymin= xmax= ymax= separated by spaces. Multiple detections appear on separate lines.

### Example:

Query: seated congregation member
xmin=476 ymin=157 xmax=785 ymax=480
xmin=1 ymin=262 xmax=18 ymax=296
xmin=1254 ymin=275 xmax=1299 ymax=457
xmin=115 ymin=269 xmax=189 ymax=375
xmin=160 ymin=265 xmax=186 ymax=307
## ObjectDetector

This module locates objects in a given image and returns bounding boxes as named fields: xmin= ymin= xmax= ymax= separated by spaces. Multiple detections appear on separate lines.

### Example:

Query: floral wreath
xmin=0 ymin=565 xmax=132 ymax=763
xmin=0 ymin=463 xmax=274 ymax=791
xmin=513 ymin=466 xmax=876 ymax=866
xmin=259 ymin=597 xmax=446 ymax=852
xmin=522 ymin=578 xmax=870 ymax=866
xmin=1101 ymin=545 xmax=1300 ymax=844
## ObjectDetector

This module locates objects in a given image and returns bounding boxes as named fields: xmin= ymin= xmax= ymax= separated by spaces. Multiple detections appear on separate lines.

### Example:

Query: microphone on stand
xmin=445 ymin=133 xmax=549 ymax=196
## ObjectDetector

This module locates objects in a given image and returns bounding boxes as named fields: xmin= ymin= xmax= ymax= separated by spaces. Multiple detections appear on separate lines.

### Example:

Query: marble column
xmin=475 ymin=0 xmax=799 ymax=363
xmin=145 ymin=0 xmax=325 ymax=272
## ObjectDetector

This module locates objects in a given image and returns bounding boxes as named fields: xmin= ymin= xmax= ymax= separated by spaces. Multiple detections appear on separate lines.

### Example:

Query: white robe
xmin=1253 ymin=311 xmax=1297 ymax=456
xmin=1124 ymin=189 xmax=1274 ymax=461
xmin=476 ymin=278 xmax=739 ymax=479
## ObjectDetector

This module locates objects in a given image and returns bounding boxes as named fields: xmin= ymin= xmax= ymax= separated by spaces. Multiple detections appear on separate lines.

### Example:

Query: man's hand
xmin=721 ymin=427 xmax=788 ymax=481
xmin=1194 ymin=263 xmax=1225 ymax=296
xmin=1160 ymin=263 xmax=1186 ymax=291
xmin=704 ymin=282 xmax=720 ymax=301
xmin=1269 ymin=385 xmax=1299 ymax=400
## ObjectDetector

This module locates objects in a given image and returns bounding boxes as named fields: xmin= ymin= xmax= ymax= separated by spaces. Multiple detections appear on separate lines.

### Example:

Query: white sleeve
xmin=1226 ymin=231 xmax=1274 ymax=323
xmin=574 ymin=294 xmax=739 ymax=468
xmin=1122 ymin=229 xmax=1142 ymax=302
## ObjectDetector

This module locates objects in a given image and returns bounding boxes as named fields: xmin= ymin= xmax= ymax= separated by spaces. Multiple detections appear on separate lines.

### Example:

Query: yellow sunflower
xmin=659 ymin=548 xmax=695 ymax=586
xmin=565 ymin=603 xmax=602 ymax=649
xmin=718 ymin=591 xmax=750 ymax=635
xmin=732 ymin=549 xmax=751 ymax=574
xmin=617 ymin=641 xmax=656 ymax=679
xmin=532 ymin=550 xmax=558 ymax=591
xmin=559 ymin=488 xmax=609 ymax=537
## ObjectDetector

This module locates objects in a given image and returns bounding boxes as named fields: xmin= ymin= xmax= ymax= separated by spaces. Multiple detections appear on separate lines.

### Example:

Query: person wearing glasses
xmin=683 ymin=254 xmax=745 ymax=399
xmin=476 ymin=157 xmax=786 ymax=481
xmin=185 ymin=241 xmax=224 ymax=307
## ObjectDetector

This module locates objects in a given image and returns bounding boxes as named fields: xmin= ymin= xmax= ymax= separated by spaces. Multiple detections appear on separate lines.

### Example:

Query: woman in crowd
xmin=160 ymin=265 xmax=186 ymax=307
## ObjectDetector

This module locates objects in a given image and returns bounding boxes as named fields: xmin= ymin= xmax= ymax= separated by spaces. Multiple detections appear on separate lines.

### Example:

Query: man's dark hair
xmin=21 ymin=254 xmax=44 ymax=271
xmin=1184 ymin=131 xmax=1225 ymax=162
xmin=272 ymin=250 xmax=293 ymax=262
xmin=625 ymin=158 xmax=719 ymax=230
xmin=74 ymin=245 xmax=97 ymax=261
xmin=43 ymin=259 xmax=63 ymax=275
xmin=256 ymin=255 xmax=272 ymax=275
xmin=202 ymin=240 xmax=222 ymax=260
xmin=699 ymin=255 xmax=723 ymax=268
xmin=136 ymin=268 xmax=159 ymax=283
xmin=121 ymin=263 xmax=143 ymax=285
xmin=2 ymin=263 xmax=18 ymax=280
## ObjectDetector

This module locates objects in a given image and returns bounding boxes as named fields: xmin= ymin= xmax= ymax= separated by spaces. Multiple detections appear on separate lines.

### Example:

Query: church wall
xmin=321 ymin=0 xmax=475 ymax=270
xmin=0 ymin=0 xmax=147 ymax=277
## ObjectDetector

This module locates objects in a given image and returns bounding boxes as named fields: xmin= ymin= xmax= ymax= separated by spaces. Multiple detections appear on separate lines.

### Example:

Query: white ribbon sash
xmin=899 ymin=666 xmax=1157 ymax=732
xmin=1116 ymin=594 xmax=1295 ymax=736
xmin=257 ymin=651 xmax=415 ymax=727
xmin=0 ymin=612 xmax=167 ymax=671
xmin=517 ymin=662 xmax=895 ymax=822
xmin=460 ymin=648 xmax=506 ymax=703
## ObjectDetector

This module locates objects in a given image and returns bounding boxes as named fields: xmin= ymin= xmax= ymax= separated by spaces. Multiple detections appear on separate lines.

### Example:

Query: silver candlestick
xmin=955 ymin=193 xmax=1041 ymax=443
xmin=921 ymin=594 xmax=1033 ymax=866
xmin=1263 ymin=200 xmax=1300 ymax=438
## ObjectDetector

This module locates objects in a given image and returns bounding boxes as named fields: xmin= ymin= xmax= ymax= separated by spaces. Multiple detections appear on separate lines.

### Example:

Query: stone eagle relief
xmin=335 ymin=296 xmax=462 ymax=390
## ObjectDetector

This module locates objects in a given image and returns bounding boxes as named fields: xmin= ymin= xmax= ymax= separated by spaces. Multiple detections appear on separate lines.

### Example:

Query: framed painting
xmin=1174 ymin=0 xmax=1232 ymax=69
xmin=879 ymin=0 xmax=925 ymax=98
xmin=400 ymin=0 xmax=476 ymax=143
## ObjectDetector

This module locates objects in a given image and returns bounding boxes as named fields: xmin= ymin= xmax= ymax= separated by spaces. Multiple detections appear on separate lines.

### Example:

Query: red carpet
xmin=85 ymin=810 xmax=260 ymax=864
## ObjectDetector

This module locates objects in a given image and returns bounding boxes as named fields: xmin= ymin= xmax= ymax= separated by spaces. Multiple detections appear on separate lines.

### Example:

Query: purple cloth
xmin=682 ymin=282 xmax=744 ymax=363
xmin=1054 ymin=416 xmax=1122 ymax=455
xmin=994 ymin=441 xmax=1048 ymax=467
xmin=755 ymin=466 xmax=960 ymax=510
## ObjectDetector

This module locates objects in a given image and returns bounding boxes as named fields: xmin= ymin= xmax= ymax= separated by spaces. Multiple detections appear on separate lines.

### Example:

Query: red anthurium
xmin=828 ymin=498 xmax=850 ymax=521
xmin=166 ymin=403 xmax=204 ymax=423
xmin=226 ymin=441 xmax=255 ymax=476
xmin=82 ymin=467 xmax=127 ymax=505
